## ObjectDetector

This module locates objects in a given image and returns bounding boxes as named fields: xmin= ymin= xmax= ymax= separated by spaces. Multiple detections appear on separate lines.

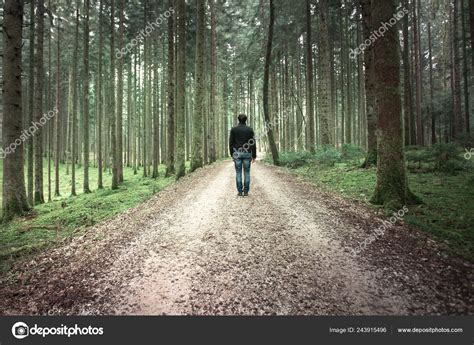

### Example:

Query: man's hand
xmin=252 ymin=158 xmax=256 ymax=163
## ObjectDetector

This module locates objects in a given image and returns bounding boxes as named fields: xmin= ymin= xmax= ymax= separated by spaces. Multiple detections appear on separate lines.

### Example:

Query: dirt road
xmin=1 ymin=161 xmax=472 ymax=315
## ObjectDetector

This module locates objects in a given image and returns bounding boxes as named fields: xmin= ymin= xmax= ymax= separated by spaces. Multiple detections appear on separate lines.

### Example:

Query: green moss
xmin=0 ymin=160 xmax=174 ymax=273
xmin=276 ymin=150 xmax=474 ymax=261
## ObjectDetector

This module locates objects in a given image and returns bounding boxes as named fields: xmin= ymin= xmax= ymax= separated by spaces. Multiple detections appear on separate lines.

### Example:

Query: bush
xmin=431 ymin=143 xmax=467 ymax=174
xmin=340 ymin=144 xmax=365 ymax=164
xmin=269 ymin=151 xmax=314 ymax=169
xmin=405 ymin=146 xmax=433 ymax=170
xmin=313 ymin=145 xmax=342 ymax=167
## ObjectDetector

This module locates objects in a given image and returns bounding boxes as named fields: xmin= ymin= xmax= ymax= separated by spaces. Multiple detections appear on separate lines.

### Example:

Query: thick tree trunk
xmin=370 ymin=0 xmax=416 ymax=209
xmin=2 ymin=0 xmax=30 ymax=220
xmin=264 ymin=0 xmax=279 ymax=165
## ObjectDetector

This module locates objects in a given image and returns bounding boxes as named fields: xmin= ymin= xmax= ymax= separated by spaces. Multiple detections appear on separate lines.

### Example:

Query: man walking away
xmin=229 ymin=114 xmax=257 ymax=196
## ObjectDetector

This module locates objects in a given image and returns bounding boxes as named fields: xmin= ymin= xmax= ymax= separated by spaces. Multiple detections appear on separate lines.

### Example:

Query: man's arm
xmin=229 ymin=128 xmax=234 ymax=158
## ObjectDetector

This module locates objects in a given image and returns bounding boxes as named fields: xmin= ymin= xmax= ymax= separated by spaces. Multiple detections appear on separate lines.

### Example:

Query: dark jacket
xmin=229 ymin=123 xmax=257 ymax=159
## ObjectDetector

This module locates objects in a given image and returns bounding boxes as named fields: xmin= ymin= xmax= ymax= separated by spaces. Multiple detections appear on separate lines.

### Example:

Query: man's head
xmin=238 ymin=114 xmax=247 ymax=124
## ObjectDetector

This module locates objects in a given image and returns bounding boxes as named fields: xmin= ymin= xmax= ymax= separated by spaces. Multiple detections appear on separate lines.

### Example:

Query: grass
xmin=266 ymin=149 xmax=474 ymax=261
xmin=0 ymin=159 xmax=176 ymax=274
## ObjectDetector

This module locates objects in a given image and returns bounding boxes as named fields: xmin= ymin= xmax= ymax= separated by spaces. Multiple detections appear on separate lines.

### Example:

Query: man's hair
xmin=238 ymin=114 xmax=247 ymax=124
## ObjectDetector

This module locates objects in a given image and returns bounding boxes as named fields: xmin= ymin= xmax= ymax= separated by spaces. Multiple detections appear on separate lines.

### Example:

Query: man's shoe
xmin=237 ymin=192 xmax=243 ymax=197
xmin=243 ymin=192 xmax=249 ymax=197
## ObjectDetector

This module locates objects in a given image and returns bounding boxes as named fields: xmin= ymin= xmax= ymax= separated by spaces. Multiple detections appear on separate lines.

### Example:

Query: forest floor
xmin=0 ymin=160 xmax=472 ymax=315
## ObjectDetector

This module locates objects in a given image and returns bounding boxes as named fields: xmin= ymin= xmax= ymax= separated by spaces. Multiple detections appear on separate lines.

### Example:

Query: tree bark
xmin=34 ymin=0 xmax=45 ymax=203
xmin=209 ymin=0 xmax=217 ymax=163
xmin=83 ymin=0 xmax=91 ymax=193
xmin=360 ymin=0 xmax=377 ymax=167
xmin=97 ymin=0 xmax=104 ymax=189
xmin=165 ymin=0 xmax=176 ymax=177
xmin=27 ymin=0 xmax=34 ymax=205
xmin=370 ymin=0 xmax=416 ymax=208
xmin=190 ymin=0 xmax=205 ymax=172
xmin=263 ymin=0 xmax=279 ymax=165
xmin=305 ymin=0 xmax=315 ymax=152
xmin=2 ymin=0 xmax=30 ymax=220
xmin=318 ymin=0 xmax=333 ymax=145
xmin=110 ymin=0 xmax=119 ymax=188
xmin=452 ymin=0 xmax=463 ymax=139
xmin=175 ymin=0 xmax=186 ymax=178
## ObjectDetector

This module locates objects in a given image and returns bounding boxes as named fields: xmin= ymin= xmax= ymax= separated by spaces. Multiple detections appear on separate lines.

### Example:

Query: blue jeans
xmin=234 ymin=152 xmax=252 ymax=193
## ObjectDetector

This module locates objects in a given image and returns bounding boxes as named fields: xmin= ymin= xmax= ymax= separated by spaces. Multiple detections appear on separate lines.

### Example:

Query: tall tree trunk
xmin=190 ymin=0 xmax=205 ymax=172
xmin=452 ymin=0 xmax=463 ymax=139
xmin=27 ymin=0 xmax=34 ymax=205
xmin=165 ymin=0 xmax=176 ymax=177
xmin=413 ymin=0 xmax=423 ymax=145
xmin=360 ymin=0 xmax=377 ymax=167
xmin=370 ymin=0 xmax=416 ymax=208
xmin=34 ymin=0 xmax=45 ymax=204
xmin=318 ymin=0 xmax=333 ymax=145
xmin=469 ymin=0 xmax=474 ymax=70
xmin=54 ymin=15 xmax=61 ymax=196
xmin=110 ymin=0 xmax=119 ymax=189
xmin=305 ymin=0 xmax=315 ymax=152
xmin=345 ymin=4 xmax=352 ymax=144
xmin=152 ymin=27 xmax=160 ymax=179
xmin=175 ymin=0 xmax=186 ymax=178
xmin=402 ymin=0 xmax=415 ymax=145
xmin=209 ymin=0 xmax=217 ymax=163
xmin=97 ymin=0 xmax=104 ymax=189
xmin=264 ymin=0 xmax=279 ymax=165
xmin=70 ymin=1 xmax=79 ymax=196
xmin=83 ymin=0 xmax=91 ymax=193
xmin=117 ymin=0 xmax=124 ymax=182
xmin=2 ymin=0 xmax=30 ymax=220
xmin=428 ymin=18 xmax=436 ymax=144
xmin=461 ymin=0 xmax=470 ymax=137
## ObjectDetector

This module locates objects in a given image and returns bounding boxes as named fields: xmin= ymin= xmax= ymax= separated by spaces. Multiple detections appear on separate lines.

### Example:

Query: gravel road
xmin=1 ymin=160 xmax=472 ymax=315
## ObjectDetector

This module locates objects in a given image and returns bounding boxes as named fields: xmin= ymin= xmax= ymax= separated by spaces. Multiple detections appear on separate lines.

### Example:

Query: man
xmin=229 ymin=114 xmax=257 ymax=197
